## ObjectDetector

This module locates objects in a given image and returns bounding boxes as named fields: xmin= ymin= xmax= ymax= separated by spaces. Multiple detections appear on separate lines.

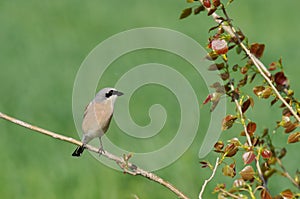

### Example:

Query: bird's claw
xmin=98 ymin=147 xmax=105 ymax=156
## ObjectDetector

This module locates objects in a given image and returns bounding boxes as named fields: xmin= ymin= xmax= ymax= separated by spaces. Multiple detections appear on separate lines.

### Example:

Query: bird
xmin=72 ymin=87 xmax=123 ymax=157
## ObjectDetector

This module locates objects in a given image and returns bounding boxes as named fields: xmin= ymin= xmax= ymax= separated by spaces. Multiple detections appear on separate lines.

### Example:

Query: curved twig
xmin=0 ymin=112 xmax=189 ymax=199
xmin=198 ymin=157 xmax=220 ymax=199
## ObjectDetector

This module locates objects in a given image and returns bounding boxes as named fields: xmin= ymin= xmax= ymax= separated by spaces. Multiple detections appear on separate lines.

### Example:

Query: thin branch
xmin=0 ymin=112 xmax=189 ymax=199
xmin=198 ymin=157 xmax=220 ymax=199
xmin=218 ymin=188 xmax=241 ymax=199
xmin=229 ymin=84 xmax=268 ymax=189
xmin=199 ymin=0 xmax=300 ymax=123
xmin=229 ymin=84 xmax=252 ymax=146
xmin=276 ymin=157 xmax=300 ymax=189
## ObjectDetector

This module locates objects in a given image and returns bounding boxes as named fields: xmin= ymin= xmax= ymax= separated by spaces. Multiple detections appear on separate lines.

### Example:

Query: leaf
xmin=179 ymin=7 xmax=192 ymax=19
xmin=284 ymin=122 xmax=297 ymax=133
xmin=238 ymin=75 xmax=248 ymax=88
xmin=250 ymin=43 xmax=265 ymax=58
xmin=232 ymin=64 xmax=238 ymax=71
xmin=253 ymin=86 xmax=272 ymax=99
xmin=271 ymin=98 xmax=278 ymax=106
xmin=233 ymin=178 xmax=245 ymax=187
xmin=287 ymin=132 xmax=300 ymax=143
xmin=239 ymin=165 xmax=255 ymax=181
xmin=207 ymin=7 xmax=217 ymax=16
xmin=278 ymin=147 xmax=287 ymax=159
xmin=222 ymin=115 xmax=237 ymax=131
xmin=202 ymin=94 xmax=212 ymax=105
xmin=242 ymin=151 xmax=255 ymax=164
xmin=261 ymin=87 xmax=272 ymax=99
xmin=253 ymin=86 xmax=265 ymax=96
xmin=199 ymin=161 xmax=210 ymax=168
xmin=205 ymin=51 xmax=219 ymax=60
xmin=261 ymin=189 xmax=272 ymax=199
xmin=269 ymin=61 xmax=277 ymax=71
xmin=222 ymin=164 xmax=235 ymax=178
xmin=214 ymin=141 xmax=224 ymax=151
xmin=194 ymin=5 xmax=205 ymax=15
xmin=280 ymin=189 xmax=294 ymax=199
xmin=208 ymin=25 xmax=220 ymax=33
xmin=274 ymin=72 xmax=288 ymax=86
xmin=186 ymin=0 xmax=194 ymax=3
xmin=241 ymin=98 xmax=251 ymax=113
xmin=224 ymin=143 xmax=238 ymax=157
xmin=208 ymin=63 xmax=224 ymax=71
xmin=247 ymin=122 xmax=257 ymax=135
xmin=220 ymin=72 xmax=230 ymax=80
xmin=210 ymin=82 xmax=222 ymax=89
xmin=261 ymin=149 xmax=272 ymax=159
xmin=211 ymin=39 xmax=228 ymax=55
xmin=212 ymin=0 xmax=221 ymax=7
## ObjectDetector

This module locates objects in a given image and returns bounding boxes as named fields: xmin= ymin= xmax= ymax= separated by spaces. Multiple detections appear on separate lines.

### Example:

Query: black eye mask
xmin=105 ymin=90 xmax=114 ymax=98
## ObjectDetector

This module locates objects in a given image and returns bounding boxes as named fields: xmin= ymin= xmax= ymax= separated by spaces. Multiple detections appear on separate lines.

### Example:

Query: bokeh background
xmin=0 ymin=0 xmax=299 ymax=198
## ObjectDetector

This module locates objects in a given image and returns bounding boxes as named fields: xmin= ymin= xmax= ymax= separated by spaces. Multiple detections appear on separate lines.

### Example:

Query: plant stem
xmin=198 ymin=157 xmax=220 ymax=199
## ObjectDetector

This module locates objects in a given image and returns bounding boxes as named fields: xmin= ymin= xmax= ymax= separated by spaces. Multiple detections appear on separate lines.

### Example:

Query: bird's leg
xmin=98 ymin=137 xmax=105 ymax=155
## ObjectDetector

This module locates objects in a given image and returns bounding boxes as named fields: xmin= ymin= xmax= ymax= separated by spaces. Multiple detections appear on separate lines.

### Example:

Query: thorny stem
xmin=229 ymin=84 xmax=268 ymax=189
xmin=198 ymin=157 xmax=220 ymax=199
xmin=198 ymin=0 xmax=300 ymax=191
xmin=229 ymin=84 xmax=252 ymax=146
xmin=0 ymin=112 xmax=189 ymax=199
xmin=205 ymin=2 xmax=300 ymax=123
xmin=198 ymin=1 xmax=300 ymax=122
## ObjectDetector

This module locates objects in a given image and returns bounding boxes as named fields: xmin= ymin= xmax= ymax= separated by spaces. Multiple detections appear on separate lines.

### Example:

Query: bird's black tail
xmin=72 ymin=145 xmax=85 ymax=157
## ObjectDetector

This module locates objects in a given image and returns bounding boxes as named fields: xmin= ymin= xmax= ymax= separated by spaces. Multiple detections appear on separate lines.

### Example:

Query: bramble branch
xmin=0 ymin=112 xmax=189 ymax=199
xmin=199 ymin=0 xmax=300 ymax=122
xmin=230 ymin=83 xmax=267 ymax=189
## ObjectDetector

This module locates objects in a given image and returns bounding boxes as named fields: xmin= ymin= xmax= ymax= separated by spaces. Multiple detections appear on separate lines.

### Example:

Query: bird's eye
xmin=105 ymin=90 xmax=114 ymax=98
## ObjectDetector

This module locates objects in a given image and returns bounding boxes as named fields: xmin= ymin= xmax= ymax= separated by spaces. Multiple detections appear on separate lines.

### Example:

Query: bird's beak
xmin=113 ymin=90 xmax=124 ymax=96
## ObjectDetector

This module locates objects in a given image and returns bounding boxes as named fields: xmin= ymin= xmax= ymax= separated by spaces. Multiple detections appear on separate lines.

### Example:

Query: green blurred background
xmin=0 ymin=0 xmax=299 ymax=198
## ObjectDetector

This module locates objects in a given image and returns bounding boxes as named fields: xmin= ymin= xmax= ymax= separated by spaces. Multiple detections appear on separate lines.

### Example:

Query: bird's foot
xmin=98 ymin=147 xmax=105 ymax=156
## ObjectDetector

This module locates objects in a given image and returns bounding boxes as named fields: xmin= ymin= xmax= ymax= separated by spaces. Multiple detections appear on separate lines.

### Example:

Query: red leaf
xmin=239 ymin=165 xmax=255 ymax=181
xmin=222 ymin=115 xmax=237 ymax=131
xmin=203 ymin=94 xmax=212 ymax=105
xmin=242 ymin=151 xmax=256 ymax=164
xmin=211 ymin=39 xmax=228 ymax=55
xmin=224 ymin=143 xmax=238 ymax=157
xmin=203 ymin=0 xmax=211 ymax=8
xmin=241 ymin=98 xmax=251 ymax=113
xmin=261 ymin=149 xmax=272 ymax=159
xmin=280 ymin=189 xmax=294 ymax=199
xmin=247 ymin=122 xmax=257 ymax=135
xmin=274 ymin=72 xmax=288 ymax=86
xmin=212 ymin=0 xmax=221 ymax=7
xmin=250 ymin=43 xmax=265 ymax=58
xmin=253 ymin=86 xmax=265 ymax=96
xmin=261 ymin=189 xmax=272 ymax=199
xmin=287 ymin=132 xmax=300 ymax=143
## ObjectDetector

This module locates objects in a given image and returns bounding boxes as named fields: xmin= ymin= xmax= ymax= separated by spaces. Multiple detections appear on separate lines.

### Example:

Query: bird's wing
xmin=82 ymin=101 xmax=113 ymax=134
xmin=83 ymin=101 xmax=92 ymax=119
